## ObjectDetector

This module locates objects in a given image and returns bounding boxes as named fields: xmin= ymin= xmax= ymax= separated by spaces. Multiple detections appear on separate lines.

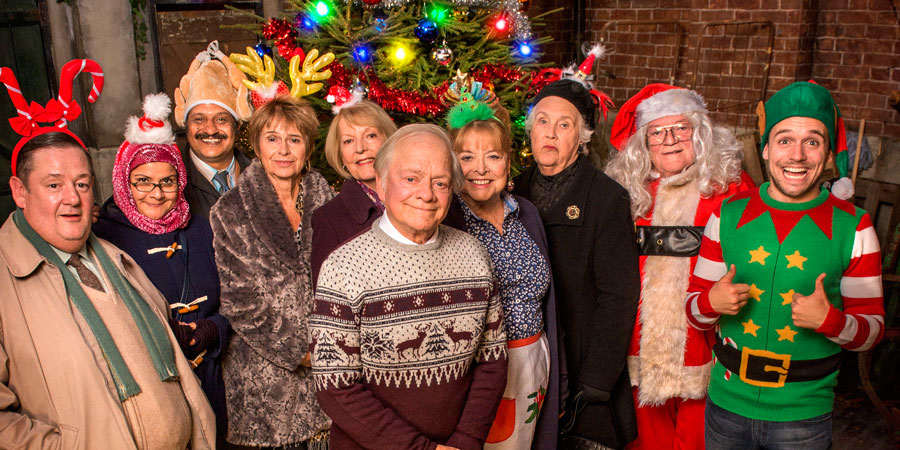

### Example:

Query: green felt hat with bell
xmin=757 ymin=81 xmax=852 ymax=199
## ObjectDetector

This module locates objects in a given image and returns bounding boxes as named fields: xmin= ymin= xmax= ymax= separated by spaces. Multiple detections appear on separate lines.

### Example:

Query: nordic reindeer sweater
xmin=310 ymin=222 xmax=508 ymax=450
xmin=686 ymin=184 xmax=884 ymax=421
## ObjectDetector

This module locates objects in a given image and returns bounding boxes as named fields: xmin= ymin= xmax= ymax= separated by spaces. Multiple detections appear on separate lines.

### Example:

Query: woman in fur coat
xmin=605 ymin=84 xmax=754 ymax=450
xmin=210 ymin=97 xmax=334 ymax=449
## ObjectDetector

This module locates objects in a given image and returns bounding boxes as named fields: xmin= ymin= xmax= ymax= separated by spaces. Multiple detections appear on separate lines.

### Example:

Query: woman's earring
xmin=506 ymin=178 xmax=515 ymax=192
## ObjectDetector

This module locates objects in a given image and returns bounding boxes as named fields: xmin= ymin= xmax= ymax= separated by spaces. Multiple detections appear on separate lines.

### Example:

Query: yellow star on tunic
xmin=748 ymin=284 xmax=765 ymax=302
xmin=780 ymin=289 xmax=796 ymax=305
xmin=749 ymin=246 xmax=770 ymax=265
xmin=776 ymin=325 xmax=799 ymax=342
xmin=785 ymin=250 xmax=807 ymax=270
xmin=742 ymin=319 xmax=761 ymax=336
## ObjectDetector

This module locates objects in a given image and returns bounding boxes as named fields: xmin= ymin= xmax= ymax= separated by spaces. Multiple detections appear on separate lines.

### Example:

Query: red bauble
xmin=363 ymin=0 xmax=380 ymax=5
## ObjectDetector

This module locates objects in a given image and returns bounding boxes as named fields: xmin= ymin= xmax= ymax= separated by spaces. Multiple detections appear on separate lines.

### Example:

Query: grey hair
xmin=524 ymin=102 xmax=594 ymax=153
xmin=605 ymin=110 xmax=744 ymax=219
xmin=374 ymin=123 xmax=464 ymax=192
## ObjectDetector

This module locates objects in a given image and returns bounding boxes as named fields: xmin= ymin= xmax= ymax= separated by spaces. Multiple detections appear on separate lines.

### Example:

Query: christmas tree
xmin=229 ymin=0 xmax=561 ymax=182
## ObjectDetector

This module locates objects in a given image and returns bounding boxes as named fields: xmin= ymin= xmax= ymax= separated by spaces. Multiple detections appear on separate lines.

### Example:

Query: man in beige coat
xmin=0 ymin=131 xmax=216 ymax=449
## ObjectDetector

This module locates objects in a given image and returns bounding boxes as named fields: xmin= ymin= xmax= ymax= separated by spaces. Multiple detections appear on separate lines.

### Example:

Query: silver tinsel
xmin=341 ymin=0 xmax=533 ymax=41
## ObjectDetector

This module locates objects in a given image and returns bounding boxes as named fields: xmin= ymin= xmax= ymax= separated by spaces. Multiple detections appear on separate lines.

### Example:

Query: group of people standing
xmin=0 ymin=39 xmax=886 ymax=450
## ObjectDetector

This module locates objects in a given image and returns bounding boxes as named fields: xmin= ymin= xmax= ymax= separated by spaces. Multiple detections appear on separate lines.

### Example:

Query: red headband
xmin=2 ymin=59 xmax=104 ymax=176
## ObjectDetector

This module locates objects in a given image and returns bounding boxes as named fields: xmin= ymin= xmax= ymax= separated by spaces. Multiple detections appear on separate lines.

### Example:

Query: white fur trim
xmin=632 ymin=177 xmax=711 ymax=405
xmin=636 ymin=89 xmax=707 ymax=129
xmin=124 ymin=93 xmax=175 ymax=145
xmin=831 ymin=177 xmax=854 ymax=200
xmin=331 ymin=91 xmax=364 ymax=115
xmin=585 ymin=43 xmax=607 ymax=60
xmin=142 ymin=93 xmax=171 ymax=121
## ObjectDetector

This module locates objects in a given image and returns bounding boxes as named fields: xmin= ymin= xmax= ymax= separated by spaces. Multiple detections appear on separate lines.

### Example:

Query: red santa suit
xmin=626 ymin=171 xmax=754 ymax=450
xmin=608 ymin=83 xmax=757 ymax=450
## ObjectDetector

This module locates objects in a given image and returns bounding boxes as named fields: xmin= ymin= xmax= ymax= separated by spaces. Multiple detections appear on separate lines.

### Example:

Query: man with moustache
xmin=0 ymin=130 xmax=216 ymax=449
xmin=685 ymin=81 xmax=884 ymax=449
xmin=174 ymin=41 xmax=253 ymax=218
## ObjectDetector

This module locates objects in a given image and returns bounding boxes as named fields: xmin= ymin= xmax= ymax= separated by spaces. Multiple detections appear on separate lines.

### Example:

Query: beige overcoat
xmin=0 ymin=216 xmax=216 ymax=449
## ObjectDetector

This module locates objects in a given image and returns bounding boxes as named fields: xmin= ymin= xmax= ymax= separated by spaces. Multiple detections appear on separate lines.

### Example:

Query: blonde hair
xmin=324 ymin=101 xmax=397 ymax=179
xmin=449 ymin=104 xmax=513 ymax=157
xmin=248 ymin=96 xmax=319 ymax=159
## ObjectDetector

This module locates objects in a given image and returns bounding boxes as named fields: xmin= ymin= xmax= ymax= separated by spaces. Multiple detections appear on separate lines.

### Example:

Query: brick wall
xmin=531 ymin=0 xmax=579 ymax=66
xmin=812 ymin=0 xmax=900 ymax=137
xmin=525 ymin=0 xmax=900 ymax=138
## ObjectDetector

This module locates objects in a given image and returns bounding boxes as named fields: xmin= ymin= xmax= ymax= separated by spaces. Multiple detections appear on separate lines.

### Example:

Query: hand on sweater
xmin=709 ymin=265 xmax=750 ymax=315
xmin=792 ymin=273 xmax=830 ymax=330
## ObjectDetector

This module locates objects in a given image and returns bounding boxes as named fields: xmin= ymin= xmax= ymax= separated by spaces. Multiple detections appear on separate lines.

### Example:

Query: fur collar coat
xmin=210 ymin=160 xmax=334 ymax=446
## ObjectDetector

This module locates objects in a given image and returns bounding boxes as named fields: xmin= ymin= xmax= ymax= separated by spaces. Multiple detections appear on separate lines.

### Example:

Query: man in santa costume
xmin=685 ymin=81 xmax=884 ymax=449
xmin=606 ymin=84 xmax=754 ymax=449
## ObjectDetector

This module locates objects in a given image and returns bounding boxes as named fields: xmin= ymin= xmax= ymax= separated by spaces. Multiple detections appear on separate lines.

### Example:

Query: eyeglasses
xmin=646 ymin=123 xmax=693 ymax=145
xmin=131 ymin=180 xmax=178 ymax=193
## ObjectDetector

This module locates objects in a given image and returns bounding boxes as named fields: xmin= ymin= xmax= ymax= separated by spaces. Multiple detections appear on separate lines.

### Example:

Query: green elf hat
xmin=757 ymin=80 xmax=852 ymax=199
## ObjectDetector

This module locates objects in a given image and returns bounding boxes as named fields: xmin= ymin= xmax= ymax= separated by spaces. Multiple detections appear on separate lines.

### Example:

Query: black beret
xmin=530 ymin=79 xmax=597 ymax=126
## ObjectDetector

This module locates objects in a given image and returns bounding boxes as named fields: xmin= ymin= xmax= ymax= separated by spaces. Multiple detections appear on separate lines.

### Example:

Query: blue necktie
xmin=213 ymin=171 xmax=230 ymax=193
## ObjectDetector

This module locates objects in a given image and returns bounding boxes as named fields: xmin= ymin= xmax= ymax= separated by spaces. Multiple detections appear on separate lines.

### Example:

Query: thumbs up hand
xmin=709 ymin=265 xmax=751 ymax=315
xmin=792 ymin=273 xmax=831 ymax=330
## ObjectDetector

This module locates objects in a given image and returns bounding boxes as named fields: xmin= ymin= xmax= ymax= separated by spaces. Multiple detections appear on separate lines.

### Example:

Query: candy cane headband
xmin=1 ymin=59 xmax=104 ymax=176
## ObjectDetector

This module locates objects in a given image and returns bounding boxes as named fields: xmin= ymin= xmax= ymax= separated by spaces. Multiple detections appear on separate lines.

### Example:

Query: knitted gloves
xmin=188 ymin=319 xmax=220 ymax=357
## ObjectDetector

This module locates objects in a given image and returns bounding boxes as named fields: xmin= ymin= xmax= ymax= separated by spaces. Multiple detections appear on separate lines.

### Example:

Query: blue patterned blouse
xmin=458 ymin=192 xmax=549 ymax=340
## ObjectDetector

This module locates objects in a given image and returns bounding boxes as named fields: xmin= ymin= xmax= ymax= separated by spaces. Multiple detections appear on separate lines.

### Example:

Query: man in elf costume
xmin=174 ymin=41 xmax=253 ymax=219
xmin=685 ymin=81 xmax=884 ymax=449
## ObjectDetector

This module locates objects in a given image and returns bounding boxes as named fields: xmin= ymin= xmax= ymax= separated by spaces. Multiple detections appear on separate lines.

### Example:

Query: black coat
xmin=513 ymin=156 xmax=640 ymax=448
xmin=182 ymin=147 xmax=252 ymax=220
xmin=310 ymin=179 xmax=381 ymax=288
xmin=92 ymin=199 xmax=228 ymax=442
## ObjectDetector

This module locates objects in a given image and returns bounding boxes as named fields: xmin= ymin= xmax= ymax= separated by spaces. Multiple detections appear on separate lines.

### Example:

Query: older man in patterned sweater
xmin=310 ymin=124 xmax=508 ymax=450
xmin=685 ymin=81 xmax=884 ymax=449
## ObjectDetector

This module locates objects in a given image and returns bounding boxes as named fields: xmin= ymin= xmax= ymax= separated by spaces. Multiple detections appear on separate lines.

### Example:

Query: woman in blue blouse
xmin=445 ymin=100 xmax=566 ymax=450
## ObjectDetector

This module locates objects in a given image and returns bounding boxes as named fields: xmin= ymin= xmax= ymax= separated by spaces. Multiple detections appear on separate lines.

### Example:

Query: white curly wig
xmin=605 ymin=110 xmax=744 ymax=219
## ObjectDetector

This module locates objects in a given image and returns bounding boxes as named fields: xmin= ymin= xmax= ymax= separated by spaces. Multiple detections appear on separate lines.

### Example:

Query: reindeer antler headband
xmin=1 ymin=59 xmax=104 ymax=176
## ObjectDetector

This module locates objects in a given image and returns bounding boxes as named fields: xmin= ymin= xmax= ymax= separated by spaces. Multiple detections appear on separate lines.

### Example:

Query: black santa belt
xmin=714 ymin=340 xmax=841 ymax=388
xmin=635 ymin=225 xmax=704 ymax=257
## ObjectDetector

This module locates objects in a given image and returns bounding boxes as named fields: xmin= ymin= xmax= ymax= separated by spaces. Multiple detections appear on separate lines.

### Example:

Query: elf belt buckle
xmin=739 ymin=347 xmax=791 ymax=388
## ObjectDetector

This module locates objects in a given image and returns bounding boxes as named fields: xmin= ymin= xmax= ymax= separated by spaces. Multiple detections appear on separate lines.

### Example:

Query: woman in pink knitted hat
xmin=93 ymin=93 xmax=229 ymax=444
